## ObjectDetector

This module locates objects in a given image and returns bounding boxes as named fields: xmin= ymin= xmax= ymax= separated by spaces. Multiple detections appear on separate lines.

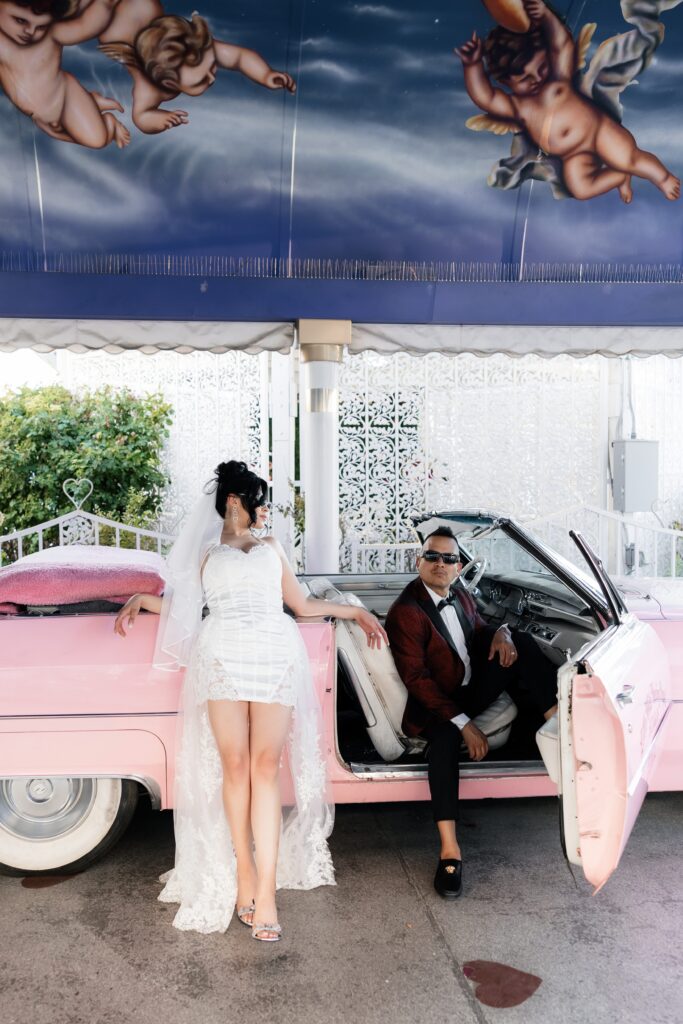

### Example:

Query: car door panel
xmin=559 ymin=615 xmax=670 ymax=890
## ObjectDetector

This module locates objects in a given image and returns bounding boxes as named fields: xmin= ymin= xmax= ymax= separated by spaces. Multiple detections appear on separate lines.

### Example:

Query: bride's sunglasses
xmin=421 ymin=551 xmax=459 ymax=565
xmin=233 ymin=493 xmax=272 ymax=512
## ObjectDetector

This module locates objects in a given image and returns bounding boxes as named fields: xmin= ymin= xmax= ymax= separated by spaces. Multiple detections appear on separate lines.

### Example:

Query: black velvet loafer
xmin=434 ymin=858 xmax=462 ymax=899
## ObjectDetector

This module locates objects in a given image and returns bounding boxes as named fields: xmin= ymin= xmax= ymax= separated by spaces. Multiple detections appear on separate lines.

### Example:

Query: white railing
xmin=0 ymin=509 xmax=175 ymax=566
xmin=349 ymin=541 xmax=420 ymax=574
xmin=0 ymin=477 xmax=175 ymax=565
xmin=525 ymin=506 xmax=683 ymax=579
xmin=5 ymin=498 xmax=683 ymax=580
xmin=347 ymin=506 xmax=683 ymax=579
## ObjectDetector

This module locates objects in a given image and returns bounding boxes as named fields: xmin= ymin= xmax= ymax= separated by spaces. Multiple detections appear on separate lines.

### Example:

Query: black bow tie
xmin=437 ymin=595 xmax=458 ymax=612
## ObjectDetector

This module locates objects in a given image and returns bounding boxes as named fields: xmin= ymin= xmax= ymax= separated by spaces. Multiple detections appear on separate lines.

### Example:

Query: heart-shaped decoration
xmin=62 ymin=477 xmax=94 ymax=511
xmin=463 ymin=960 xmax=541 ymax=1008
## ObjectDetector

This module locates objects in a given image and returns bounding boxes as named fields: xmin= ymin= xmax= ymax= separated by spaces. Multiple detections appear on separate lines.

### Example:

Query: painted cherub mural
xmin=98 ymin=0 xmax=295 ymax=134
xmin=0 ymin=0 xmax=294 ymax=146
xmin=0 ymin=0 xmax=130 ymax=148
xmin=456 ymin=0 xmax=681 ymax=201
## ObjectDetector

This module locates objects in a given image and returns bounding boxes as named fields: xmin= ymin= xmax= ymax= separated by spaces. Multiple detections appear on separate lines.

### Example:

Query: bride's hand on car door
xmin=353 ymin=607 xmax=389 ymax=649
xmin=114 ymin=594 xmax=143 ymax=637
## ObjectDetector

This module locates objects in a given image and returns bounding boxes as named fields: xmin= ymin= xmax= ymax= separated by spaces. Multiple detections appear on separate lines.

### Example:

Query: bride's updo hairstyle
xmin=212 ymin=460 xmax=268 ymax=525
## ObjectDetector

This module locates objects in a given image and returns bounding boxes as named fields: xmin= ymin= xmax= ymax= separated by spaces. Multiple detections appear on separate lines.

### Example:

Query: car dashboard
xmin=475 ymin=572 xmax=599 ymax=663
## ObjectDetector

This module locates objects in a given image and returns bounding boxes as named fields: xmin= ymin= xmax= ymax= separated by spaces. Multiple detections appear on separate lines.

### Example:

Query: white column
xmin=298 ymin=320 xmax=350 ymax=574
xmin=258 ymin=350 xmax=270 ymax=479
xmin=270 ymin=352 xmax=295 ymax=561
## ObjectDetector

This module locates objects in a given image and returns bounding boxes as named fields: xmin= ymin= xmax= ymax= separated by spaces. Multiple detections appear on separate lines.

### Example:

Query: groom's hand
xmin=489 ymin=626 xmax=517 ymax=668
xmin=461 ymin=721 xmax=488 ymax=761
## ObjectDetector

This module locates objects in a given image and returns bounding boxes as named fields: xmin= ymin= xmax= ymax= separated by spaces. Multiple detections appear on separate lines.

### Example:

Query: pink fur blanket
xmin=0 ymin=545 xmax=166 ymax=609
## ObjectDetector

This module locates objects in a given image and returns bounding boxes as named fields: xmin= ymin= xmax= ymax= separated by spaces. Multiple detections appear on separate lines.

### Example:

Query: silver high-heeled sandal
xmin=236 ymin=901 xmax=255 ymax=927
xmin=251 ymin=921 xmax=282 ymax=942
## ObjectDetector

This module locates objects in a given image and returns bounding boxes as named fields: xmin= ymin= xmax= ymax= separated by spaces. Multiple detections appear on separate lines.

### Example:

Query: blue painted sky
xmin=0 ymin=0 xmax=681 ymax=268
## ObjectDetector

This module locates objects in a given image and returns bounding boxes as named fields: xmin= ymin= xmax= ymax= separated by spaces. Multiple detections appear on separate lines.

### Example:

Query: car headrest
xmin=306 ymin=577 xmax=366 ymax=608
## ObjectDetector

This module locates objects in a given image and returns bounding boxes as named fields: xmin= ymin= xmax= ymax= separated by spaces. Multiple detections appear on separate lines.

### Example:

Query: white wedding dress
xmin=157 ymin=541 xmax=335 ymax=933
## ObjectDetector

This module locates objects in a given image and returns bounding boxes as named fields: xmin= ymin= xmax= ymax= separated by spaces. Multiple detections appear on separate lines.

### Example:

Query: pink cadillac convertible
xmin=1 ymin=508 xmax=680 ymax=893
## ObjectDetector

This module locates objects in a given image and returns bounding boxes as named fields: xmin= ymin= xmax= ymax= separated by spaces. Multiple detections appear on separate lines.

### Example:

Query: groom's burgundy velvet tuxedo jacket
xmin=385 ymin=577 xmax=497 ymax=738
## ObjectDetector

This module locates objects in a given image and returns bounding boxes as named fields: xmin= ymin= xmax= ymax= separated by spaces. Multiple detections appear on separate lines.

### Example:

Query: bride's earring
xmin=231 ymin=503 xmax=238 ymax=524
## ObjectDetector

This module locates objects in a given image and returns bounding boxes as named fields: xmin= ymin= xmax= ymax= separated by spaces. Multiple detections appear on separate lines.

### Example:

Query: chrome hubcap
xmin=0 ymin=777 xmax=96 ymax=841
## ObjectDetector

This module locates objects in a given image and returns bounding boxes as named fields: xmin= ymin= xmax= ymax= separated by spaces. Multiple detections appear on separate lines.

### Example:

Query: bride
xmin=114 ymin=460 xmax=387 ymax=941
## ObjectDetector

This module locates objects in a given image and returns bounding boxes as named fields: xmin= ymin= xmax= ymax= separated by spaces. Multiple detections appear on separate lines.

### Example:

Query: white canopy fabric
xmin=0 ymin=319 xmax=294 ymax=355
xmin=350 ymin=324 xmax=683 ymax=358
xmin=1 ymin=317 xmax=682 ymax=358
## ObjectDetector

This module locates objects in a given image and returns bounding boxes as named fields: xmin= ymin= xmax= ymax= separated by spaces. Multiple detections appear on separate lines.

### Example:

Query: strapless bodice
xmin=193 ymin=540 xmax=296 ymax=706
xmin=201 ymin=542 xmax=283 ymax=622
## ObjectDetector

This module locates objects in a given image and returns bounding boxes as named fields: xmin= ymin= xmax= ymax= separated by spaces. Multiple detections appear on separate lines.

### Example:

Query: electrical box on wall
xmin=612 ymin=439 xmax=659 ymax=513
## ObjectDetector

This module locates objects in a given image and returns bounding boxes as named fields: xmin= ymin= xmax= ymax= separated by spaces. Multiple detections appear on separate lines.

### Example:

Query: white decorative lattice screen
xmin=338 ymin=352 xmax=608 ymax=570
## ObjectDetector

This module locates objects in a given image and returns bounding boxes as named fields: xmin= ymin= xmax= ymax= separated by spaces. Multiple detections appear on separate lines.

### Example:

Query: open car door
xmin=553 ymin=532 xmax=671 ymax=891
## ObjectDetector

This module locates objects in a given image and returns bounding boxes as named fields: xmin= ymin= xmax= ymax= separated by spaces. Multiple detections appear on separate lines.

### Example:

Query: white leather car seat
xmin=308 ymin=578 xmax=518 ymax=763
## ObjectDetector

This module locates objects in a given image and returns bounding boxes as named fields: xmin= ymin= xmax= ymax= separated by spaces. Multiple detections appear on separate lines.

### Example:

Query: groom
xmin=385 ymin=526 xmax=558 ymax=899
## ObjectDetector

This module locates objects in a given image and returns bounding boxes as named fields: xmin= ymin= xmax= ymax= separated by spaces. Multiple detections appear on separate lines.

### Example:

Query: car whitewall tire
xmin=0 ymin=777 xmax=138 ymax=875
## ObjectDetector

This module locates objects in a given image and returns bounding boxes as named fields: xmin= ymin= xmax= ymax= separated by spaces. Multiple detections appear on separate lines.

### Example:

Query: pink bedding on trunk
xmin=0 ymin=545 xmax=166 ymax=606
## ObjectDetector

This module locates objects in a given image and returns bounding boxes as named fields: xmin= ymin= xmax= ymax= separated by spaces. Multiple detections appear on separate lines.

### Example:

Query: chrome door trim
xmin=348 ymin=760 xmax=548 ymax=781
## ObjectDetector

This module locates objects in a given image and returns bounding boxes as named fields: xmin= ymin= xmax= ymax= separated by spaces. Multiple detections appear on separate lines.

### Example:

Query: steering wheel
xmin=458 ymin=557 xmax=487 ymax=592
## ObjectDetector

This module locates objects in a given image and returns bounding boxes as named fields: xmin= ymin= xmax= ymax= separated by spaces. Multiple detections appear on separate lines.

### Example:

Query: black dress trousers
xmin=424 ymin=631 xmax=558 ymax=823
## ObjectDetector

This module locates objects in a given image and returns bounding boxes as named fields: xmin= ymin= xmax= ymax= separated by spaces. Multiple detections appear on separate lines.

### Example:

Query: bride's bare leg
xmin=249 ymin=701 xmax=293 ymax=936
xmin=207 ymin=699 xmax=257 ymax=917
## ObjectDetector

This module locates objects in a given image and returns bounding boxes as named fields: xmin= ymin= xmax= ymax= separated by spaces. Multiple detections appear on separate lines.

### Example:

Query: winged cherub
xmin=98 ymin=0 xmax=295 ymax=134
xmin=0 ymin=0 xmax=129 ymax=148
xmin=456 ymin=0 xmax=680 ymax=202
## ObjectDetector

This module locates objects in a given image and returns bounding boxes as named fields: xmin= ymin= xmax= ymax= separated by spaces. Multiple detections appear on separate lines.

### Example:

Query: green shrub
xmin=0 ymin=385 xmax=173 ymax=547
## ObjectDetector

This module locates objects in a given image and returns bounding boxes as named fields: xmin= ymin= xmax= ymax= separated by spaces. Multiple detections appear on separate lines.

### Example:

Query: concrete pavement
xmin=1 ymin=793 xmax=681 ymax=1024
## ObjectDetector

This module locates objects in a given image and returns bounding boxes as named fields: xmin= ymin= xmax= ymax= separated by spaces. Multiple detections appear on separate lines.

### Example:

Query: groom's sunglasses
xmin=421 ymin=551 xmax=460 ymax=565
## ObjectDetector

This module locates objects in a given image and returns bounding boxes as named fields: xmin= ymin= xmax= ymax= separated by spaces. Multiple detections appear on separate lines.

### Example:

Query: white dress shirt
xmin=424 ymin=584 xmax=472 ymax=731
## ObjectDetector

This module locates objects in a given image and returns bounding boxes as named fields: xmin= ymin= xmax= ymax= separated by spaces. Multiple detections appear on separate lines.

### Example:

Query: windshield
xmin=456 ymin=523 xmax=606 ymax=616
xmin=459 ymin=528 xmax=553 ymax=576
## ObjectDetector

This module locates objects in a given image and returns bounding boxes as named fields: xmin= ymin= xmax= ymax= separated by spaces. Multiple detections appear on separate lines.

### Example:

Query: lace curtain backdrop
xmin=338 ymin=351 xmax=608 ymax=570
xmin=57 ymin=349 xmax=268 ymax=533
